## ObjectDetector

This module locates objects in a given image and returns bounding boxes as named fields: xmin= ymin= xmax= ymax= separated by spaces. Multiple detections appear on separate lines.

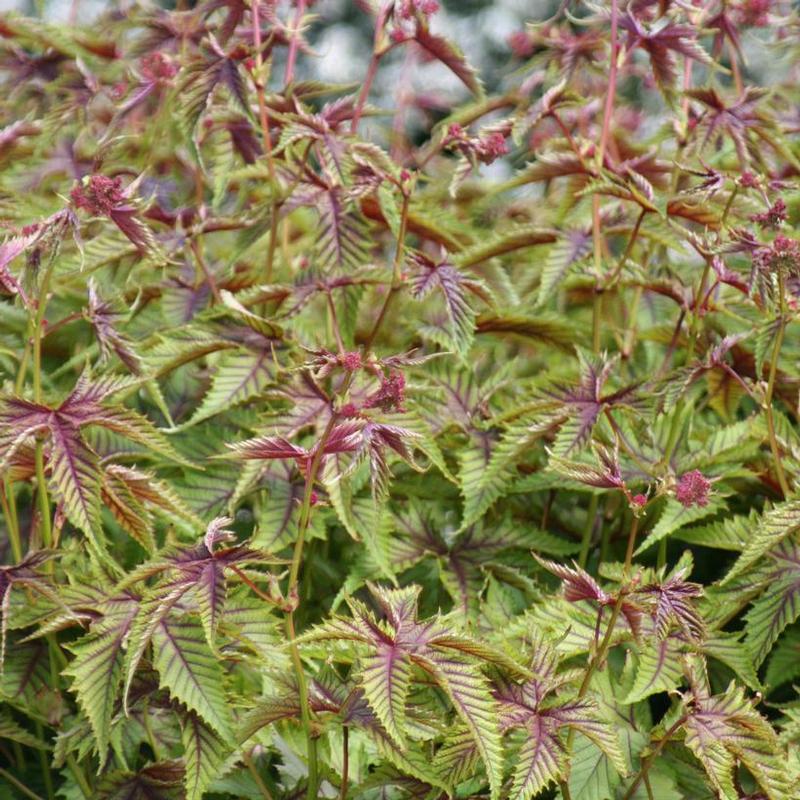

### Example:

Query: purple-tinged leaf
xmin=413 ymin=26 xmax=482 ymax=96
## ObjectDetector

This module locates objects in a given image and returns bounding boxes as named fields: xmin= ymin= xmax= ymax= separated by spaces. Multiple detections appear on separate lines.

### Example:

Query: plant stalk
xmin=32 ymin=258 xmax=56 ymax=550
xmin=621 ymin=715 xmax=688 ymax=800
xmin=764 ymin=270 xmax=791 ymax=497
xmin=2 ymin=477 xmax=22 ymax=561
xmin=339 ymin=726 xmax=350 ymax=800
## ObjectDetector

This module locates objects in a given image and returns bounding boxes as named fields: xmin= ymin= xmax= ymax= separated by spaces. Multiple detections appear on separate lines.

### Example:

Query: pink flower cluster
xmin=753 ymin=234 xmax=800 ymax=278
xmin=365 ymin=370 xmax=406 ymax=412
xmin=445 ymin=124 xmax=509 ymax=165
xmin=750 ymin=199 xmax=787 ymax=230
xmin=397 ymin=0 xmax=439 ymax=19
xmin=70 ymin=175 xmax=125 ymax=216
xmin=733 ymin=0 xmax=771 ymax=27
xmin=140 ymin=52 xmax=178 ymax=83
xmin=339 ymin=351 xmax=363 ymax=372
xmin=675 ymin=470 xmax=711 ymax=508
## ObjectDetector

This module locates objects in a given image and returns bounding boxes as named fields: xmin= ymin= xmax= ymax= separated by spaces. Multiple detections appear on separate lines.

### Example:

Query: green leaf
xmin=152 ymin=617 xmax=233 ymax=739
xmin=64 ymin=618 xmax=131 ymax=760
xmin=0 ymin=710 xmax=50 ymax=750
xmin=568 ymin=732 xmax=624 ymax=800
xmin=181 ymin=712 xmax=230 ymax=800
xmin=420 ymin=653 xmax=503 ymax=800
xmin=635 ymin=497 xmax=725 ymax=555
xmin=622 ymin=637 xmax=684 ymax=704
xmin=49 ymin=423 xmax=101 ymax=538
xmin=360 ymin=645 xmax=411 ymax=748
xmin=509 ymin=722 xmax=564 ymax=799
xmin=183 ymin=349 xmax=275 ymax=427
xmin=743 ymin=538 xmax=800 ymax=667
xmin=723 ymin=500 xmax=800 ymax=584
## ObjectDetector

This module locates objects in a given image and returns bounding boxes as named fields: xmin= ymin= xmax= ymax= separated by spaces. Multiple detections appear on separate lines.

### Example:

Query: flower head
xmin=750 ymin=199 xmax=787 ymax=230
xmin=675 ymin=470 xmax=711 ymax=508
xmin=508 ymin=30 xmax=535 ymax=58
xmin=733 ymin=0 xmax=771 ymax=27
xmin=139 ymin=52 xmax=177 ymax=83
xmin=476 ymin=132 xmax=509 ymax=164
xmin=70 ymin=175 xmax=125 ymax=216
xmin=397 ymin=0 xmax=439 ymax=19
xmin=738 ymin=171 xmax=760 ymax=189
xmin=753 ymin=235 xmax=800 ymax=278
xmin=339 ymin=351 xmax=363 ymax=372
xmin=365 ymin=370 xmax=406 ymax=412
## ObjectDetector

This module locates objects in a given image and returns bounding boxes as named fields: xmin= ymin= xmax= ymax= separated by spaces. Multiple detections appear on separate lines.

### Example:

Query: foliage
xmin=1 ymin=0 xmax=800 ymax=799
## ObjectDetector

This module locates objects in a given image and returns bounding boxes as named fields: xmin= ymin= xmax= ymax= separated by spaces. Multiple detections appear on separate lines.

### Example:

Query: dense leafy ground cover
xmin=2 ymin=0 xmax=800 ymax=798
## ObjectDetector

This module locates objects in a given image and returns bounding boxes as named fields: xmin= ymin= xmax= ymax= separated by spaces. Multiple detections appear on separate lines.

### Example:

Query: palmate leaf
xmin=509 ymin=716 xmax=565 ymax=799
xmin=684 ymin=682 xmax=793 ymax=800
xmin=120 ymin=523 xmax=270 ymax=712
xmin=181 ymin=712 xmax=230 ymax=800
xmin=49 ymin=422 xmax=102 ymax=536
xmin=0 ymin=373 xmax=191 ymax=540
xmin=743 ymin=537 xmax=800 ymax=667
xmin=622 ymin=637 xmax=684 ymax=703
xmin=64 ymin=601 xmax=137 ymax=760
xmin=179 ymin=39 xmax=250 ymax=137
xmin=413 ymin=25 xmax=482 ymax=96
xmin=152 ymin=616 xmax=233 ymax=738
xmin=619 ymin=12 xmax=712 ymax=94
xmin=433 ymin=727 xmax=482 ymax=789
xmin=419 ymin=652 xmax=503 ymax=800
xmin=303 ymin=583 xmax=508 ymax=798
xmin=360 ymin=644 xmax=412 ymax=747
xmin=96 ymin=760 xmax=185 ymax=800
xmin=409 ymin=252 xmax=490 ymax=356
xmin=723 ymin=499 xmax=800 ymax=584
xmin=183 ymin=348 xmax=276 ymax=427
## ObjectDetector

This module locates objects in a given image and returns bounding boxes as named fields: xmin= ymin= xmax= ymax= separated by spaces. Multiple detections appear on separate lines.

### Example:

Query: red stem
xmin=598 ymin=0 xmax=620 ymax=165
xmin=351 ymin=52 xmax=380 ymax=134
xmin=285 ymin=0 xmax=307 ymax=86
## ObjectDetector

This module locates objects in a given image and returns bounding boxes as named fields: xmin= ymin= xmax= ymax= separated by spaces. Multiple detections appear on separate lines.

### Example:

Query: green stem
xmin=142 ymin=700 xmax=162 ymax=761
xmin=33 ymin=257 xmax=56 ymax=549
xmin=563 ymin=515 xmax=639 ymax=798
xmin=35 ymin=444 xmax=52 ymax=550
xmin=0 ymin=767 xmax=47 ymax=800
xmin=657 ymin=538 xmax=667 ymax=570
xmin=578 ymin=494 xmax=599 ymax=569
xmin=339 ymin=726 xmax=349 ymax=800
xmin=607 ymin=209 xmax=647 ymax=288
xmin=720 ymin=185 xmax=739 ymax=228
xmin=34 ymin=721 xmax=55 ymax=800
xmin=686 ymin=257 xmax=712 ymax=365
xmin=286 ymin=446 xmax=328 ymax=799
xmin=363 ymin=191 xmax=410 ymax=354
xmin=66 ymin=754 xmax=93 ymax=799
xmin=285 ymin=185 xmax=411 ymax=800
xmin=764 ymin=271 xmax=791 ymax=497
xmin=242 ymin=750 xmax=275 ymax=800
xmin=2 ymin=477 xmax=22 ymax=561
xmin=621 ymin=716 xmax=687 ymax=800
